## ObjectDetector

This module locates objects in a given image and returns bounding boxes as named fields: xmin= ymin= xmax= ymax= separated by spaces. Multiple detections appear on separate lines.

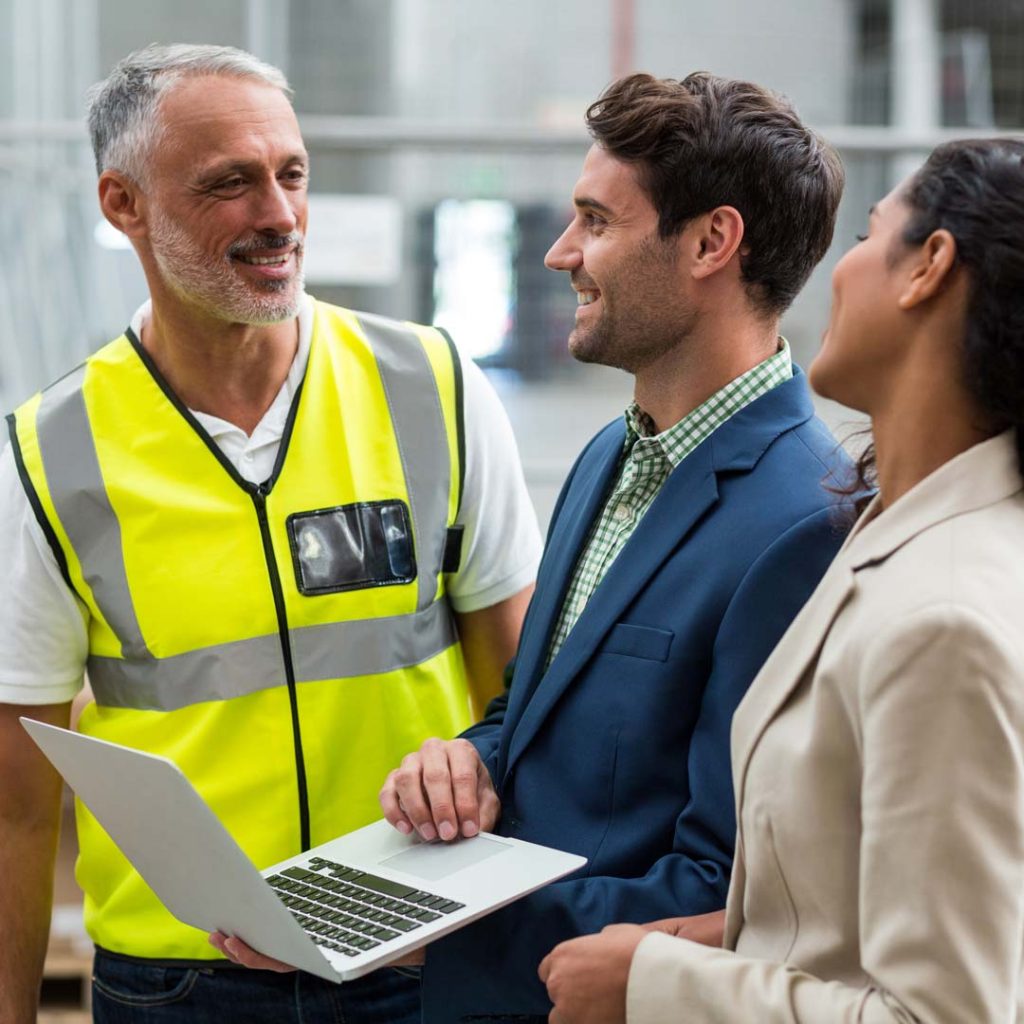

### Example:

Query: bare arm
xmin=0 ymin=701 xmax=71 ymax=1024
xmin=454 ymin=583 xmax=533 ymax=721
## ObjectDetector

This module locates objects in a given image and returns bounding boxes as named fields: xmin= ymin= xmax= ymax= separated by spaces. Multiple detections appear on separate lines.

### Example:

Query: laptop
xmin=22 ymin=719 xmax=585 ymax=982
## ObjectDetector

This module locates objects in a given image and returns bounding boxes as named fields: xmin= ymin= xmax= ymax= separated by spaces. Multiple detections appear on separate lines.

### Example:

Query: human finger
xmin=418 ymin=738 xmax=462 ymax=841
xmin=476 ymin=763 xmax=502 ymax=833
xmin=379 ymin=766 xmax=415 ymax=835
xmin=538 ymin=948 xmax=553 ymax=984
xmin=209 ymin=932 xmax=295 ymax=973
xmin=388 ymin=946 xmax=426 ymax=967
xmin=641 ymin=909 xmax=725 ymax=947
xmin=447 ymin=739 xmax=487 ymax=837
xmin=388 ymin=749 xmax=438 ymax=841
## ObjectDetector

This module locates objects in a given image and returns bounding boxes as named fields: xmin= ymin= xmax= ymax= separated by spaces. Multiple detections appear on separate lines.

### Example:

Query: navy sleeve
xmin=425 ymin=505 xmax=846 ymax=1017
xmin=460 ymin=661 xmax=513 ymax=775
xmin=457 ymin=432 xmax=600 ymax=780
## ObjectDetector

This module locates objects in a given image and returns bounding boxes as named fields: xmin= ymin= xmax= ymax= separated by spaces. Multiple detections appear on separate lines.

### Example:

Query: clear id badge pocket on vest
xmin=286 ymin=500 xmax=416 ymax=595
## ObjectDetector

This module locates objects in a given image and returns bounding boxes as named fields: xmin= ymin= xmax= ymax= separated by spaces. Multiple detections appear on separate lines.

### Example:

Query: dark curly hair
xmin=845 ymin=138 xmax=1024 ymax=506
xmin=585 ymin=72 xmax=845 ymax=318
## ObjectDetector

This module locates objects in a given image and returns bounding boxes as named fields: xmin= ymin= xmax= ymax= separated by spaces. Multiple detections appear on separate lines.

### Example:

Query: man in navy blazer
xmin=381 ymin=73 xmax=851 ymax=1022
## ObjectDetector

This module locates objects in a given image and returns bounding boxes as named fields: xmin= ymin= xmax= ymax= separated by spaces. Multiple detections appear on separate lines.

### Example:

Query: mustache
xmin=571 ymin=272 xmax=598 ymax=291
xmin=227 ymin=232 xmax=304 ymax=257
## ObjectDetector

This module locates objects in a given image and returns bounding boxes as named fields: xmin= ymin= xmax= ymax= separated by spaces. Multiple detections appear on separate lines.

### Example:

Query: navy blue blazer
xmin=421 ymin=369 xmax=852 ymax=1022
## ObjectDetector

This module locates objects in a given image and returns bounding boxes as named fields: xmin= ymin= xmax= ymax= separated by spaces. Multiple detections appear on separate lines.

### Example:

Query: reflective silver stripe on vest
xmin=35 ymin=365 xmax=152 ymax=661
xmin=38 ymin=314 xmax=459 ymax=711
xmin=356 ymin=312 xmax=452 ymax=611
xmin=87 ymin=602 xmax=457 ymax=712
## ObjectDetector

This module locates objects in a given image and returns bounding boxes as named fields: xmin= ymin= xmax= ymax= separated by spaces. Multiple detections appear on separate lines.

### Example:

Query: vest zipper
xmin=252 ymin=485 xmax=311 ymax=852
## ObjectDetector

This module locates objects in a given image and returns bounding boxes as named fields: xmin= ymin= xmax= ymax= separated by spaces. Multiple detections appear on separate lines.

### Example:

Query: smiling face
xmin=544 ymin=145 xmax=694 ymax=373
xmin=139 ymin=75 xmax=308 ymax=325
xmin=809 ymin=185 xmax=916 ymax=413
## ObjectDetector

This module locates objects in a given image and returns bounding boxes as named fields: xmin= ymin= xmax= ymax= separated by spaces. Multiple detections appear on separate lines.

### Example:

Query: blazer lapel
xmin=723 ymin=838 xmax=748 ymax=948
xmin=729 ymin=553 xmax=857 ymax=817
xmin=503 ymin=443 xmax=720 ymax=779
xmin=500 ymin=424 xmax=625 ymax=738
xmin=732 ymin=430 xmax=1024 ymax=803
xmin=724 ymin=543 xmax=857 ymax=952
xmin=502 ymin=371 xmax=822 ymax=780
xmin=840 ymin=429 xmax=1022 ymax=570
xmin=726 ymin=432 xmax=1024 ymax=946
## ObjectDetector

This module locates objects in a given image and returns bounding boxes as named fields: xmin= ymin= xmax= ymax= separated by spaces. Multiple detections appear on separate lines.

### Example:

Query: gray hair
xmin=86 ymin=43 xmax=292 ymax=183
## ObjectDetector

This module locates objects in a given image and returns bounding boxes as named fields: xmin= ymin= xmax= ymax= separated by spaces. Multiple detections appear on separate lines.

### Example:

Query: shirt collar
xmin=622 ymin=337 xmax=793 ymax=469
xmin=129 ymin=293 xmax=315 ymax=442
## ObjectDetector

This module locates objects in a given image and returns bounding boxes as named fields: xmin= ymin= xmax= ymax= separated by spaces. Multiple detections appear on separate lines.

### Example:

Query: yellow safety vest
xmin=7 ymin=301 xmax=472 ymax=959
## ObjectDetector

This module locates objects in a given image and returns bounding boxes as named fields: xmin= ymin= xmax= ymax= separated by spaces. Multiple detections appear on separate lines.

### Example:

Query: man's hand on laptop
xmin=208 ymin=932 xmax=427 ymax=969
xmin=380 ymin=738 xmax=500 ymax=842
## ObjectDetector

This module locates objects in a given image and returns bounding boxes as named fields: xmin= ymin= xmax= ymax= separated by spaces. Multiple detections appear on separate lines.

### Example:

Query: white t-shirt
xmin=0 ymin=296 xmax=542 ymax=704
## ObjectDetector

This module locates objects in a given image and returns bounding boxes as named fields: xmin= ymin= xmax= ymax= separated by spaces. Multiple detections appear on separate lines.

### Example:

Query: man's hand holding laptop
xmin=212 ymin=735 xmax=501 ymax=969
xmin=210 ymin=930 xmax=429 ymax=970
xmin=23 ymin=718 xmax=584 ymax=983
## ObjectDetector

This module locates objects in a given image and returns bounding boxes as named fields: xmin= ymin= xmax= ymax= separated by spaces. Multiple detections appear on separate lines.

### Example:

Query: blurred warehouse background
xmin=1 ymin=0 xmax=1023 ymax=522
xmin=2 ymin=5 xmax=1023 ymax=1014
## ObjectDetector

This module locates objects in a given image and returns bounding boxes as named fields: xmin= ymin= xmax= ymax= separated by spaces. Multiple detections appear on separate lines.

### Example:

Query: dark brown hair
xmin=585 ymin=72 xmax=844 ymax=317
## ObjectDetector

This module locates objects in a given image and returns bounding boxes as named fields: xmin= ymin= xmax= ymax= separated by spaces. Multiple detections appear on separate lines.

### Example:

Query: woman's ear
xmin=897 ymin=229 xmax=958 ymax=310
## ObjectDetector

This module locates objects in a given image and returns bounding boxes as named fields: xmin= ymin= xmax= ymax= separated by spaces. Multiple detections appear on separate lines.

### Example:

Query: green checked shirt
xmin=546 ymin=339 xmax=793 ymax=668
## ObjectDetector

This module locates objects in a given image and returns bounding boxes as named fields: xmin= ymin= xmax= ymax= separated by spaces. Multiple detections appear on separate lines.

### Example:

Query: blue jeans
xmin=91 ymin=950 xmax=422 ymax=1024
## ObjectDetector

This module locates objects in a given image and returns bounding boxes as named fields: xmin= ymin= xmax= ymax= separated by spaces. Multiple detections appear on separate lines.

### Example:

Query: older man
xmin=0 ymin=44 xmax=540 ymax=1023
xmin=379 ymin=73 xmax=853 ymax=1022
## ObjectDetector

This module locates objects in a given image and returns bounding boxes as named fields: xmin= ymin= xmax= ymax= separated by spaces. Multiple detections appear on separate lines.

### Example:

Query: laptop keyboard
xmin=267 ymin=856 xmax=466 ymax=959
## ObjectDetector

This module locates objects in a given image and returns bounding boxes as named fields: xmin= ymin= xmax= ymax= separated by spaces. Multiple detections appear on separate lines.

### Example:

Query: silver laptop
xmin=22 ymin=719 xmax=585 ymax=982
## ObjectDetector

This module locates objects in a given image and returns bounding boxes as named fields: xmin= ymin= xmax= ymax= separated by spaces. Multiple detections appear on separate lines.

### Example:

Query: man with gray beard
xmin=0 ymin=44 xmax=541 ymax=1023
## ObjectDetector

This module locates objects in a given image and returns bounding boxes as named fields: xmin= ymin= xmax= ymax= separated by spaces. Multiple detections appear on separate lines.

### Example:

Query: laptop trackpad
xmin=379 ymin=834 xmax=512 ymax=881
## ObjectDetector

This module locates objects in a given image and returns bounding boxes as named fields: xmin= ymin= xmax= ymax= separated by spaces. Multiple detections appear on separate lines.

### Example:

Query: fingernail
xmin=396 ymin=821 xmax=412 ymax=835
xmin=419 ymin=823 xmax=437 ymax=841
xmin=439 ymin=821 xmax=456 ymax=841
xmin=462 ymin=821 xmax=479 ymax=837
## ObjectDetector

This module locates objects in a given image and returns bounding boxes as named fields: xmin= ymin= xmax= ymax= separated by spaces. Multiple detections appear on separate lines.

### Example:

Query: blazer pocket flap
xmin=599 ymin=622 xmax=674 ymax=662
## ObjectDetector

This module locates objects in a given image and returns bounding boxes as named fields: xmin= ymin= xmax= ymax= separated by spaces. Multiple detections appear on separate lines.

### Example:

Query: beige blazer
xmin=628 ymin=432 xmax=1024 ymax=1023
